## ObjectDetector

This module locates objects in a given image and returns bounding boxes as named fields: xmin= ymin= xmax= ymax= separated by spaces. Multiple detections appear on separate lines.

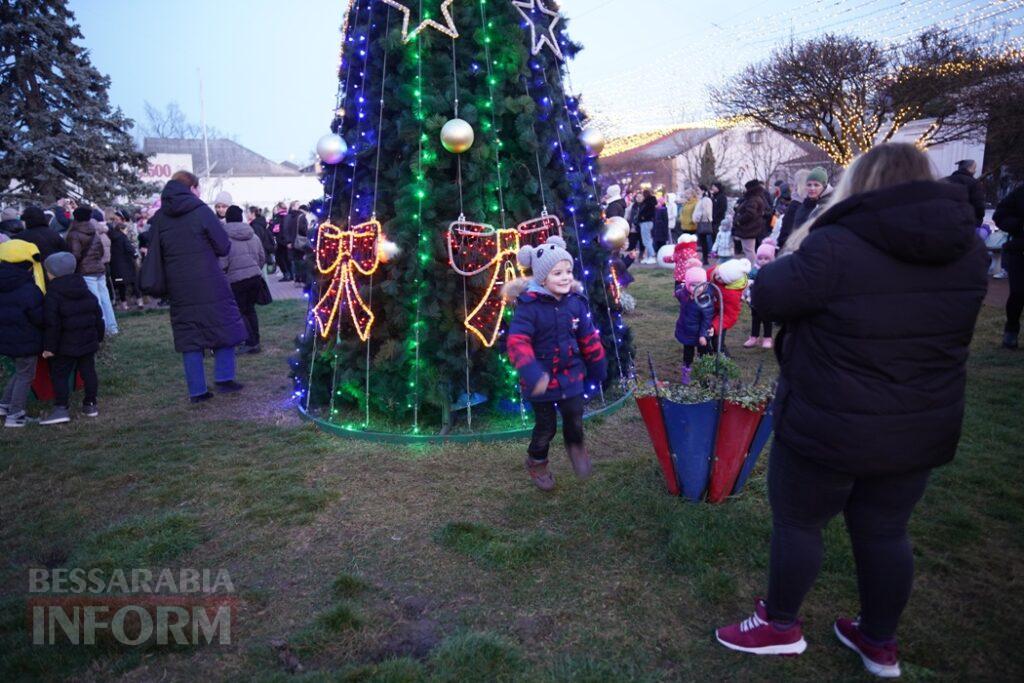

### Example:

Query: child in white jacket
xmin=712 ymin=217 xmax=735 ymax=262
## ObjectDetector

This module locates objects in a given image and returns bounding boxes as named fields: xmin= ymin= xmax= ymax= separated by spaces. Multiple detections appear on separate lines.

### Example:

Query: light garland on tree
xmin=313 ymin=220 xmax=383 ymax=342
xmin=381 ymin=0 xmax=460 ymax=43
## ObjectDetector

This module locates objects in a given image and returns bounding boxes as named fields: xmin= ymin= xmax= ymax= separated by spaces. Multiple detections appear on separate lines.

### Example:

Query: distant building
xmin=141 ymin=138 xmax=323 ymax=209
xmin=600 ymin=119 xmax=985 ymax=196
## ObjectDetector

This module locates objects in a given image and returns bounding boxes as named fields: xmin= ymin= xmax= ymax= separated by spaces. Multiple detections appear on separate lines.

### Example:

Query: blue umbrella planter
xmin=635 ymin=352 xmax=776 ymax=504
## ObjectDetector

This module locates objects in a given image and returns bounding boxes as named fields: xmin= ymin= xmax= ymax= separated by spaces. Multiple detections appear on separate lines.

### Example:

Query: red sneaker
xmin=715 ymin=599 xmax=807 ymax=655
xmin=834 ymin=617 xmax=901 ymax=678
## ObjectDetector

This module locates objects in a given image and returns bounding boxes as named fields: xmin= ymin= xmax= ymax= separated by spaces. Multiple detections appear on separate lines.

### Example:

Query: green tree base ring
xmin=297 ymin=390 xmax=633 ymax=444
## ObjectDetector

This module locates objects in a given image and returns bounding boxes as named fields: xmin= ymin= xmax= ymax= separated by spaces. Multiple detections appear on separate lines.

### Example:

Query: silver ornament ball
xmin=316 ymin=133 xmax=348 ymax=165
xmin=601 ymin=216 xmax=630 ymax=250
xmin=441 ymin=118 xmax=475 ymax=154
xmin=580 ymin=127 xmax=606 ymax=158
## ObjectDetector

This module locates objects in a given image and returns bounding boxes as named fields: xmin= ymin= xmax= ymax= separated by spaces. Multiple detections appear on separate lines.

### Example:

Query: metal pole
xmin=198 ymin=67 xmax=211 ymax=181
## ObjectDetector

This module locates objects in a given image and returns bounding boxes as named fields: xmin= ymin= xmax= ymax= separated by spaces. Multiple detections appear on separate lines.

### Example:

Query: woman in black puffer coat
xmin=716 ymin=144 xmax=988 ymax=677
xmin=147 ymin=173 xmax=246 ymax=402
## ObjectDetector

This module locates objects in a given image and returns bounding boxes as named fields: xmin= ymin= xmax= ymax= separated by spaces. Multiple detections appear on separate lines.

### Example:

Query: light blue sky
xmin=67 ymin=0 xmax=1023 ymax=163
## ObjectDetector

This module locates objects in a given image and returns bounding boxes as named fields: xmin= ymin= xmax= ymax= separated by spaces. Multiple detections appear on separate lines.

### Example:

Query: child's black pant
xmin=231 ymin=275 xmax=263 ymax=346
xmin=750 ymin=311 xmax=773 ymax=338
xmin=50 ymin=353 xmax=98 ymax=407
xmin=528 ymin=395 xmax=585 ymax=462
xmin=766 ymin=440 xmax=930 ymax=641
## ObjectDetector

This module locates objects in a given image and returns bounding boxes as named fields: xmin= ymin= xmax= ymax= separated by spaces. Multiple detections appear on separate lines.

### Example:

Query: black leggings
xmin=50 ymin=353 xmax=98 ymax=407
xmin=750 ymin=311 xmax=773 ymax=338
xmin=697 ymin=233 xmax=712 ymax=263
xmin=231 ymin=275 xmax=263 ymax=346
xmin=1005 ymin=250 xmax=1023 ymax=334
xmin=766 ymin=441 xmax=930 ymax=641
xmin=528 ymin=394 xmax=585 ymax=462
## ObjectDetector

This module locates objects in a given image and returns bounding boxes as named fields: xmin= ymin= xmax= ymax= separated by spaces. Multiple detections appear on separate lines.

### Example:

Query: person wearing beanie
xmin=745 ymin=242 xmax=778 ymax=349
xmin=778 ymin=167 xmax=832 ymax=249
xmin=220 ymin=205 xmax=267 ymax=353
xmin=1 ymin=206 xmax=25 ymax=238
xmin=504 ymin=236 xmax=607 ymax=492
xmin=673 ymin=234 xmax=699 ymax=285
xmin=706 ymin=257 xmax=751 ymax=354
xmin=18 ymin=207 xmax=66 ymax=261
xmin=944 ymin=159 xmax=986 ymax=224
xmin=37 ymin=252 xmax=104 ymax=424
xmin=64 ymin=204 xmax=118 ymax=335
xmin=213 ymin=191 xmax=233 ymax=221
xmin=674 ymin=264 xmax=715 ymax=385
xmin=604 ymin=184 xmax=625 ymax=218
xmin=0 ymin=241 xmax=45 ymax=427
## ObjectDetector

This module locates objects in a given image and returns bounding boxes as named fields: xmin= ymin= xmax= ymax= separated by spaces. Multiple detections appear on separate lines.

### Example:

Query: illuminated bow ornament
xmin=447 ymin=214 xmax=562 ymax=347
xmin=313 ymin=220 xmax=382 ymax=341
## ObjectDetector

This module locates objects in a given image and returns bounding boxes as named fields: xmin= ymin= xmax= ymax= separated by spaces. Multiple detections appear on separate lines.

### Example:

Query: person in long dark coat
xmin=18 ymin=207 xmax=66 ymax=260
xmin=994 ymin=182 xmax=1024 ymax=348
xmin=944 ymin=159 xmax=986 ymax=224
xmin=108 ymin=223 xmax=139 ymax=309
xmin=149 ymin=173 xmax=247 ymax=402
xmin=716 ymin=144 xmax=988 ymax=679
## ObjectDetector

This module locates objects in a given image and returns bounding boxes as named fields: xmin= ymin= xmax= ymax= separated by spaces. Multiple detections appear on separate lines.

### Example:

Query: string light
xmin=313 ymin=220 xmax=382 ymax=342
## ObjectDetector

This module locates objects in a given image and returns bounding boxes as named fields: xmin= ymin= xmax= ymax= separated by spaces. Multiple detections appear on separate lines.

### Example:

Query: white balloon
xmin=657 ymin=244 xmax=676 ymax=269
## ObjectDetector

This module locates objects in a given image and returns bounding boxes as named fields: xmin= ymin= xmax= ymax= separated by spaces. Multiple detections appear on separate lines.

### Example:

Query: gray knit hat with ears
xmin=517 ymin=235 xmax=574 ymax=286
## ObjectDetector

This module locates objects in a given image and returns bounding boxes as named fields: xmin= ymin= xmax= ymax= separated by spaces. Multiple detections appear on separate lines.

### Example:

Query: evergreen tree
xmin=293 ymin=0 xmax=634 ymax=435
xmin=698 ymin=143 xmax=717 ymax=188
xmin=0 ymin=0 xmax=150 ymax=203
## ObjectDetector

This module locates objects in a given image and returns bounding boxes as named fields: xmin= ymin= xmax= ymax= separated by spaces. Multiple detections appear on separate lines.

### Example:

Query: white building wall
xmin=885 ymin=119 xmax=986 ymax=178
xmin=672 ymin=126 xmax=808 ymax=194
xmin=198 ymin=175 xmax=324 ymax=211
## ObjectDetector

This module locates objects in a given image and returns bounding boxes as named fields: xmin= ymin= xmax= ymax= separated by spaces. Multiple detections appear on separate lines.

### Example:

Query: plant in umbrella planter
xmin=635 ymin=354 xmax=775 ymax=503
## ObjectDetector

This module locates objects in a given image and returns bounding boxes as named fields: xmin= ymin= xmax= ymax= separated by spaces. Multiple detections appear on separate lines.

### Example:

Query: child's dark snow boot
xmin=681 ymin=365 xmax=692 ymax=385
xmin=525 ymin=457 xmax=556 ymax=492
xmin=566 ymin=444 xmax=592 ymax=480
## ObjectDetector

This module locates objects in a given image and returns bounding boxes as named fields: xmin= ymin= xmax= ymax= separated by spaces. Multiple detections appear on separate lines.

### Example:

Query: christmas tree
xmin=293 ymin=0 xmax=634 ymax=436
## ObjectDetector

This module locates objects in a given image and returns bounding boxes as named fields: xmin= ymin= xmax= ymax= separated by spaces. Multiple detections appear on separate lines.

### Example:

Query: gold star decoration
xmin=381 ymin=0 xmax=460 ymax=43
xmin=512 ymin=0 xmax=564 ymax=61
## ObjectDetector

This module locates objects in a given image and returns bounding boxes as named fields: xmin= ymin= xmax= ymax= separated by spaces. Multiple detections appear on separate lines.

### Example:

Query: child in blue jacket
xmin=675 ymin=265 xmax=715 ymax=385
xmin=506 ymin=236 xmax=607 ymax=492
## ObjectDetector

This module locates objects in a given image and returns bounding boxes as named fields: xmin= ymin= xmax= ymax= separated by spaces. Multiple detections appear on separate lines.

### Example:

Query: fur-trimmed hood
xmin=502 ymin=277 xmax=584 ymax=303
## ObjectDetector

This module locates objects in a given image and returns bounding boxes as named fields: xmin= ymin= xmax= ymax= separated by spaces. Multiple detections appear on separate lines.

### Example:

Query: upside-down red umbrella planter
xmin=636 ymin=350 xmax=775 ymax=504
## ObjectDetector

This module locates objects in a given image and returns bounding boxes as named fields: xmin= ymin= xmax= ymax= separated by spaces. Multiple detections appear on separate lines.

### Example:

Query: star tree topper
xmin=381 ymin=0 xmax=460 ymax=43
xmin=512 ymin=0 xmax=564 ymax=61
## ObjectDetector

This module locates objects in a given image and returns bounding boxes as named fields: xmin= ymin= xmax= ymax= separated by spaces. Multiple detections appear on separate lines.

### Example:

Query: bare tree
xmin=142 ymin=101 xmax=234 ymax=140
xmin=711 ymin=31 xmax=1022 ymax=166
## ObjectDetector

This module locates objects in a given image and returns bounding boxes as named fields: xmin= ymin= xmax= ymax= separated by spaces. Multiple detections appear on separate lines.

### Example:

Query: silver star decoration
xmin=512 ymin=0 xmax=564 ymax=61
xmin=381 ymin=0 xmax=460 ymax=44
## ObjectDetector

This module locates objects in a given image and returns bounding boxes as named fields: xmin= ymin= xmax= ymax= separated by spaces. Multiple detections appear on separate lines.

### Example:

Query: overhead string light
xmin=561 ymin=59 xmax=630 ymax=382
xmin=301 ymin=0 xmax=369 ymax=410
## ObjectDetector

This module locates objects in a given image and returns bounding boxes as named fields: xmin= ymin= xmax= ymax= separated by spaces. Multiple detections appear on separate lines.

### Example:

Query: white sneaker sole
xmin=39 ymin=418 xmax=70 ymax=425
xmin=834 ymin=623 xmax=901 ymax=678
xmin=715 ymin=631 xmax=807 ymax=655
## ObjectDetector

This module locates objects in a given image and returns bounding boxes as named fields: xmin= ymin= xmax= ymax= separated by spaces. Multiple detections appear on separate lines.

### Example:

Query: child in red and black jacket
xmin=705 ymin=258 xmax=751 ymax=355
xmin=505 ymin=236 xmax=607 ymax=492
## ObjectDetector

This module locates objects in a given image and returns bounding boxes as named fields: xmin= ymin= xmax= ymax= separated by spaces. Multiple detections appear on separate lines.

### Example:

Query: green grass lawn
xmin=1 ymin=268 xmax=1022 ymax=681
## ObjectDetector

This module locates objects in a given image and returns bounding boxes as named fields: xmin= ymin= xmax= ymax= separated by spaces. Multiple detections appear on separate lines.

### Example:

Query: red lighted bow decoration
xmin=447 ymin=214 xmax=562 ymax=347
xmin=313 ymin=219 xmax=381 ymax=342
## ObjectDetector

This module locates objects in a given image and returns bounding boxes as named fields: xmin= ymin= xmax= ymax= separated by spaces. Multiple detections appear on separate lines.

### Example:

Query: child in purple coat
xmin=675 ymin=265 xmax=715 ymax=385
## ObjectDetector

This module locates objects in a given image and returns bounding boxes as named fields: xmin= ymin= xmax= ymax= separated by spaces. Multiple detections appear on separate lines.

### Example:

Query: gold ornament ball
xmin=378 ymin=239 xmax=401 ymax=263
xmin=601 ymin=217 xmax=630 ymax=249
xmin=441 ymin=118 xmax=475 ymax=154
xmin=580 ymin=127 xmax=606 ymax=158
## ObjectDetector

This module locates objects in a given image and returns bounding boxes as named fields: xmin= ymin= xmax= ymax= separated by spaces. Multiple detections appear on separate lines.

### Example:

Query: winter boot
xmin=566 ymin=444 xmax=593 ymax=480
xmin=525 ymin=458 xmax=556 ymax=492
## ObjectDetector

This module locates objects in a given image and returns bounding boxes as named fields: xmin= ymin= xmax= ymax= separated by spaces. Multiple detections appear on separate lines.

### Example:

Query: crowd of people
xmin=0 ymin=173 xmax=323 ymax=425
